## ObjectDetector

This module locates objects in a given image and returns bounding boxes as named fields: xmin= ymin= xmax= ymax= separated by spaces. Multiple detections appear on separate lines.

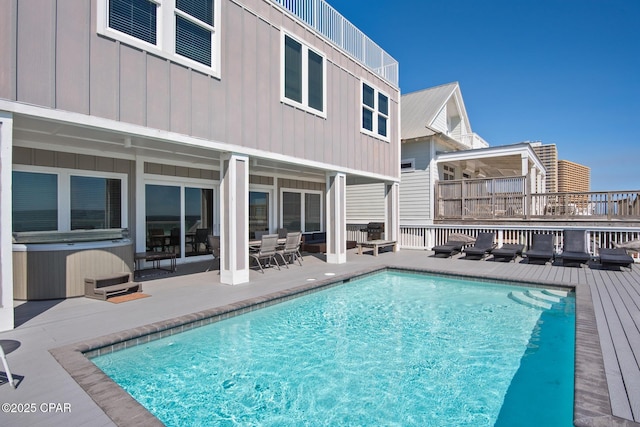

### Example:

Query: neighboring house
xmin=347 ymin=82 xmax=545 ymax=230
xmin=0 ymin=0 xmax=400 ymax=331
xmin=349 ymin=82 xmax=486 ymax=224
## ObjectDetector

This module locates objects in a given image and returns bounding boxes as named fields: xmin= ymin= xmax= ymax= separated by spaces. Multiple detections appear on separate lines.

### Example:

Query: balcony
xmin=436 ymin=177 xmax=640 ymax=222
xmin=272 ymin=0 xmax=399 ymax=86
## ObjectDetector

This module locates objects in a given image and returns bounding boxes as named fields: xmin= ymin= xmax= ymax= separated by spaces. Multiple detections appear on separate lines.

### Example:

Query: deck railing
xmin=271 ymin=0 xmax=399 ymax=86
xmin=436 ymin=177 xmax=640 ymax=221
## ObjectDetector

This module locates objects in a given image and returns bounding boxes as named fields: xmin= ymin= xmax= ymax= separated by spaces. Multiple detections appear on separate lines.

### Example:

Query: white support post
xmin=385 ymin=182 xmax=400 ymax=245
xmin=326 ymin=172 xmax=346 ymax=264
xmin=219 ymin=153 xmax=250 ymax=284
xmin=0 ymin=112 xmax=14 ymax=332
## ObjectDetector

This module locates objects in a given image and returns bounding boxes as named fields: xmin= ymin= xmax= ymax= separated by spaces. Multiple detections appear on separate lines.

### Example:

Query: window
xmin=281 ymin=190 xmax=322 ymax=232
xmin=12 ymin=168 xmax=127 ymax=232
xmin=443 ymin=165 xmax=455 ymax=181
xmin=99 ymin=0 xmax=220 ymax=76
xmin=361 ymin=82 xmax=390 ymax=140
xmin=71 ymin=176 xmax=122 ymax=230
xmin=12 ymin=171 xmax=58 ymax=232
xmin=282 ymin=33 xmax=326 ymax=116
xmin=401 ymin=159 xmax=415 ymax=173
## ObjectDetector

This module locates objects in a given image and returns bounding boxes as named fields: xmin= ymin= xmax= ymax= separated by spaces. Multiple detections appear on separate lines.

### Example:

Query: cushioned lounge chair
xmin=491 ymin=244 xmax=525 ymax=262
xmin=558 ymin=229 xmax=591 ymax=267
xmin=523 ymin=234 xmax=555 ymax=264
xmin=463 ymin=232 xmax=496 ymax=260
xmin=599 ymin=248 xmax=634 ymax=270
xmin=432 ymin=240 xmax=466 ymax=258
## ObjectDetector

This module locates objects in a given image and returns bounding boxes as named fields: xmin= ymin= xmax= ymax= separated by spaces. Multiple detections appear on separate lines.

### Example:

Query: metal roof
xmin=401 ymin=82 xmax=459 ymax=140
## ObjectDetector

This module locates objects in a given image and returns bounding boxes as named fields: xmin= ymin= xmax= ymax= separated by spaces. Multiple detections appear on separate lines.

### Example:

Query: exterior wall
xmin=399 ymin=141 xmax=433 ymax=224
xmin=557 ymin=159 xmax=591 ymax=192
xmin=432 ymin=107 xmax=447 ymax=133
xmin=346 ymin=183 xmax=385 ymax=223
xmin=0 ymin=0 xmax=399 ymax=181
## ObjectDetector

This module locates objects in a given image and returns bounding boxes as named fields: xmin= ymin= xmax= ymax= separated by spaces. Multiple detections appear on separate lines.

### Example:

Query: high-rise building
xmin=557 ymin=160 xmax=591 ymax=192
xmin=530 ymin=142 xmax=558 ymax=193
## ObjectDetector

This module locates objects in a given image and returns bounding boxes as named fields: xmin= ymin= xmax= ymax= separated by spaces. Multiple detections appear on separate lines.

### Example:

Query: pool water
xmin=92 ymin=271 xmax=575 ymax=426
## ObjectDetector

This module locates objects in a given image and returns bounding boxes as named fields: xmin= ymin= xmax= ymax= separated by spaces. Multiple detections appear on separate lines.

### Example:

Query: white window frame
xmin=12 ymin=165 xmax=129 ymax=232
xmin=280 ymin=31 xmax=327 ymax=118
xmin=443 ymin=164 xmax=455 ymax=181
xmin=360 ymin=80 xmax=390 ymax=142
xmin=97 ymin=0 xmax=222 ymax=78
xmin=279 ymin=188 xmax=324 ymax=233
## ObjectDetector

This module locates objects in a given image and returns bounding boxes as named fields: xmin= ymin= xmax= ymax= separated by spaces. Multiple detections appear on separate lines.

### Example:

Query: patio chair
xmin=250 ymin=234 xmax=281 ymax=273
xmin=277 ymin=232 xmax=303 ymax=267
xmin=491 ymin=244 xmax=525 ymax=262
xmin=463 ymin=232 xmax=496 ymax=260
xmin=191 ymin=228 xmax=209 ymax=254
xmin=558 ymin=229 xmax=591 ymax=267
xmin=206 ymin=235 xmax=220 ymax=271
xmin=277 ymin=228 xmax=288 ymax=239
xmin=599 ymin=248 xmax=634 ymax=270
xmin=523 ymin=234 xmax=555 ymax=265
xmin=148 ymin=228 xmax=166 ymax=252
xmin=432 ymin=240 xmax=466 ymax=258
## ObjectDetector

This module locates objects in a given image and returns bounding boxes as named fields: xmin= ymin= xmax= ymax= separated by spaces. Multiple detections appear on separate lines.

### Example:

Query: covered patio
xmin=7 ymin=112 xmax=400 ymax=306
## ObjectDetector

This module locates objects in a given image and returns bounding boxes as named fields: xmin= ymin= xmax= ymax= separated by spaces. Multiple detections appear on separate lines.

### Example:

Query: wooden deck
xmin=1 ymin=249 xmax=639 ymax=426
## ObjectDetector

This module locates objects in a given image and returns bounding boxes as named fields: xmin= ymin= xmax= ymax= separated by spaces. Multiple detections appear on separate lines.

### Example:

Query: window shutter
xmin=109 ymin=0 xmax=157 ymax=45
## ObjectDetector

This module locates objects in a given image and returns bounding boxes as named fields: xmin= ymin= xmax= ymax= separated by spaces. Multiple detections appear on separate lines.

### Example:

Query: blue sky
xmin=328 ymin=0 xmax=639 ymax=191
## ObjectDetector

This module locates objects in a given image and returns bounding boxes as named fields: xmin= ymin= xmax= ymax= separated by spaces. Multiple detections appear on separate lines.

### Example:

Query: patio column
xmin=0 ymin=112 xmax=14 ymax=331
xmin=326 ymin=172 xmax=346 ymax=264
xmin=220 ymin=153 xmax=249 ymax=285
xmin=385 ymin=182 xmax=400 ymax=244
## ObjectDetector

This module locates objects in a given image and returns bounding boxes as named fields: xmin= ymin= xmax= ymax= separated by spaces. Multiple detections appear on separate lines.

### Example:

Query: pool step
xmin=542 ymin=289 xmax=571 ymax=298
xmin=526 ymin=290 xmax=561 ymax=303
xmin=508 ymin=291 xmax=552 ymax=310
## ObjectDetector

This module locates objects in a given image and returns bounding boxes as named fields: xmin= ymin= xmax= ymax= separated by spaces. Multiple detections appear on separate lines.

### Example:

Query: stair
xmin=508 ymin=291 xmax=553 ymax=310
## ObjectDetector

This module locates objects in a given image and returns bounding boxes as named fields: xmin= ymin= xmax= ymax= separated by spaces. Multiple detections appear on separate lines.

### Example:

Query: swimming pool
xmin=92 ymin=270 xmax=575 ymax=426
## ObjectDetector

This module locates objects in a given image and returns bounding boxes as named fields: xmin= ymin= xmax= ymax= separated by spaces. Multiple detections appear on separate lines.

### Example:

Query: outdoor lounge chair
xmin=558 ymin=229 xmax=591 ymax=267
xmin=523 ymin=234 xmax=555 ymax=265
xmin=599 ymin=248 xmax=634 ymax=270
xmin=432 ymin=240 xmax=466 ymax=257
xmin=463 ymin=232 xmax=496 ymax=260
xmin=249 ymin=234 xmax=281 ymax=273
xmin=491 ymin=244 xmax=525 ymax=262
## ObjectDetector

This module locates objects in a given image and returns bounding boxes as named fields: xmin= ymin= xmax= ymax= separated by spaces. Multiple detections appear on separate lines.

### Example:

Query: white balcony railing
xmin=271 ymin=0 xmax=399 ymax=86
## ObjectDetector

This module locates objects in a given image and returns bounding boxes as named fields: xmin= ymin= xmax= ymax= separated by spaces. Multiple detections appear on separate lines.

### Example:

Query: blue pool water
xmin=92 ymin=271 xmax=575 ymax=426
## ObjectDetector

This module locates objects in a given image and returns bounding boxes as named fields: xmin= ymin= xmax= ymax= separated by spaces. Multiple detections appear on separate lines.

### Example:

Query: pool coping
xmin=49 ymin=265 xmax=630 ymax=427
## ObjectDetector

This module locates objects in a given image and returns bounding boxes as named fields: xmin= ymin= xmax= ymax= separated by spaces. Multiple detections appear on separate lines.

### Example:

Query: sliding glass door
xmin=145 ymin=183 xmax=215 ymax=258
xmin=281 ymin=190 xmax=322 ymax=232
xmin=249 ymin=191 xmax=270 ymax=239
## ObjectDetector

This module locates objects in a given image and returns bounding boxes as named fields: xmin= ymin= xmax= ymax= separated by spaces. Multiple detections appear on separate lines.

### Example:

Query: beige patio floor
xmin=0 ymin=248 xmax=638 ymax=426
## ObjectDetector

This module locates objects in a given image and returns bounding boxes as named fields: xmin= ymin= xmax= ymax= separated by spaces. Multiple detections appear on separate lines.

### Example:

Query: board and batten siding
xmin=0 ymin=0 xmax=399 ymax=181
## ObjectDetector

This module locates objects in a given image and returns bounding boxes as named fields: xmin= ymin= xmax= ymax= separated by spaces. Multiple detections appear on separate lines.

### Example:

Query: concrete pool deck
xmin=0 ymin=248 xmax=638 ymax=426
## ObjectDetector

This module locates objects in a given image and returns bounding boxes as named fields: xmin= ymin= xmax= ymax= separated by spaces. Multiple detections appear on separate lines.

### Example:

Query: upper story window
xmin=361 ymin=81 xmax=389 ymax=141
xmin=99 ymin=0 xmax=220 ymax=77
xmin=281 ymin=32 xmax=326 ymax=117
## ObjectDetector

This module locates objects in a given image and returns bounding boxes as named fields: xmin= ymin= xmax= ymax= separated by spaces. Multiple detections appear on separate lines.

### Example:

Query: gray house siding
xmin=399 ymin=141 xmax=433 ymax=224
xmin=0 ymin=0 xmax=399 ymax=180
